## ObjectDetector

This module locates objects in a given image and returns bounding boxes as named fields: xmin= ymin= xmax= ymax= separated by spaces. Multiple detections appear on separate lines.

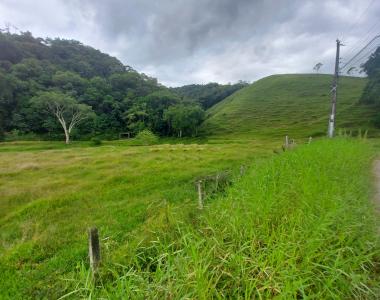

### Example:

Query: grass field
xmin=1 ymin=139 xmax=379 ymax=299
xmin=63 ymin=139 xmax=379 ymax=299
xmin=201 ymin=74 xmax=378 ymax=139
xmin=0 ymin=139 xmax=276 ymax=298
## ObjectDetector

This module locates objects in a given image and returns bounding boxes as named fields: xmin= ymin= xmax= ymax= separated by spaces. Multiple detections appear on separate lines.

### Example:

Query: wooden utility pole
xmin=328 ymin=39 xmax=342 ymax=138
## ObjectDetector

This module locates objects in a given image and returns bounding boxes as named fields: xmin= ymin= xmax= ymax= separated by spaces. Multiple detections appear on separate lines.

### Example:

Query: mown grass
xmin=0 ymin=139 xmax=276 ymax=299
xmin=64 ymin=139 xmax=380 ymax=299
xmin=201 ymin=74 xmax=378 ymax=139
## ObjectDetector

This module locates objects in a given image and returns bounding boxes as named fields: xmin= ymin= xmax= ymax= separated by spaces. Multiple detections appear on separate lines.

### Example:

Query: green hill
xmin=201 ymin=74 xmax=377 ymax=139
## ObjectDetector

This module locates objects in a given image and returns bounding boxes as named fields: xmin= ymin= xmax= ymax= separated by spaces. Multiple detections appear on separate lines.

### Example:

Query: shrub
xmin=0 ymin=128 xmax=4 ymax=142
xmin=135 ymin=130 xmax=158 ymax=145
xmin=373 ymin=113 xmax=380 ymax=128
xmin=4 ymin=130 xmax=40 ymax=141
xmin=90 ymin=137 xmax=102 ymax=146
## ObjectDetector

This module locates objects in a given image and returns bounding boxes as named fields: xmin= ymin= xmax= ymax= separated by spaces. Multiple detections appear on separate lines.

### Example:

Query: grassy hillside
xmin=201 ymin=74 xmax=377 ymax=139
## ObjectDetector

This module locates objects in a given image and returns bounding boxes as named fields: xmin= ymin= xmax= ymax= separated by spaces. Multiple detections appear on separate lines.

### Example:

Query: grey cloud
xmin=75 ymin=0 xmax=303 ymax=63
xmin=1 ymin=0 xmax=380 ymax=86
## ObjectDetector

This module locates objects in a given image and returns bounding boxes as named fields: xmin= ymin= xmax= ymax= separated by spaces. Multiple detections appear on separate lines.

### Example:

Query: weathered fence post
xmin=308 ymin=136 xmax=312 ymax=144
xmin=88 ymin=227 xmax=100 ymax=273
xmin=197 ymin=180 xmax=204 ymax=209
xmin=285 ymin=135 xmax=289 ymax=149
xmin=240 ymin=165 xmax=245 ymax=177
xmin=358 ymin=128 xmax=362 ymax=139
xmin=215 ymin=174 xmax=220 ymax=192
xmin=164 ymin=199 xmax=170 ymax=225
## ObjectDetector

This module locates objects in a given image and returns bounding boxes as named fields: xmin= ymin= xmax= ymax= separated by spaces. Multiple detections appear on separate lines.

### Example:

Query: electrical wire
xmin=343 ymin=0 xmax=376 ymax=40
xmin=340 ymin=35 xmax=380 ymax=70
xmin=340 ymin=44 xmax=379 ymax=76
xmin=343 ymin=18 xmax=380 ymax=59
xmin=344 ymin=44 xmax=379 ymax=73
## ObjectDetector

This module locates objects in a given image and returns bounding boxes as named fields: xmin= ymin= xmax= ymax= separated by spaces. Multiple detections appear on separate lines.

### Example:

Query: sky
xmin=0 ymin=0 xmax=379 ymax=87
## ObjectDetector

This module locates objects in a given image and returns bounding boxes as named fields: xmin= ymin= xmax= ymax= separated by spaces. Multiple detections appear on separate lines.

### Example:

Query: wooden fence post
xmin=215 ymin=174 xmax=220 ymax=192
xmin=308 ymin=136 xmax=312 ymax=144
xmin=197 ymin=180 xmax=204 ymax=209
xmin=285 ymin=135 xmax=289 ymax=149
xmin=358 ymin=128 xmax=362 ymax=139
xmin=164 ymin=199 xmax=170 ymax=225
xmin=240 ymin=165 xmax=245 ymax=177
xmin=88 ymin=227 xmax=101 ymax=273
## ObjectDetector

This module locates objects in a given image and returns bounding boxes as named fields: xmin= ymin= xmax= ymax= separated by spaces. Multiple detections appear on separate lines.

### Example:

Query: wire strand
xmin=340 ymin=35 xmax=380 ymax=70
xmin=343 ymin=19 xmax=380 ymax=58
xmin=342 ymin=0 xmax=376 ymax=41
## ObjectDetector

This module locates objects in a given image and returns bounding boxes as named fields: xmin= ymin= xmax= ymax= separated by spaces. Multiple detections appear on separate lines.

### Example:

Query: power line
xmin=342 ymin=0 xmax=376 ymax=41
xmin=340 ymin=35 xmax=380 ymax=70
xmin=344 ymin=44 xmax=380 ymax=71
xmin=344 ymin=42 xmax=380 ymax=68
xmin=343 ymin=19 xmax=380 ymax=58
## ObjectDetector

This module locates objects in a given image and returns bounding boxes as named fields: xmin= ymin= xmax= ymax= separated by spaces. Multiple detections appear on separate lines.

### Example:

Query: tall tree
xmin=361 ymin=47 xmax=380 ymax=105
xmin=313 ymin=62 xmax=323 ymax=73
xmin=164 ymin=104 xmax=205 ymax=137
xmin=31 ymin=91 xmax=93 ymax=143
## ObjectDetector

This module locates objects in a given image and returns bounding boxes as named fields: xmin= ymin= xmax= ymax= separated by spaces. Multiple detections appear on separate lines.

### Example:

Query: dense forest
xmin=0 ymin=31 xmax=245 ymax=142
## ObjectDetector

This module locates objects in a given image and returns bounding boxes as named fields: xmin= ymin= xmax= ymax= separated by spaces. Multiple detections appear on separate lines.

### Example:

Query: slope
xmin=201 ymin=74 xmax=377 ymax=139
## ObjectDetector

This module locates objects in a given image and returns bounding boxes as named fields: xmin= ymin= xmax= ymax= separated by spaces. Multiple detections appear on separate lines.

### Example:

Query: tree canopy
xmin=31 ymin=91 xmax=93 ymax=143
xmin=0 ymin=31 xmax=224 ymax=141
xmin=164 ymin=104 xmax=205 ymax=137
xmin=2 ymin=31 xmax=378 ymax=142
xmin=361 ymin=47 xmax=380 ymax=106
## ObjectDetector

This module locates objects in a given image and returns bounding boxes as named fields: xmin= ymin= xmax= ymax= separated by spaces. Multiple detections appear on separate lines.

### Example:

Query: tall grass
xmin=67 ymin=139 xmax=380 ymax=299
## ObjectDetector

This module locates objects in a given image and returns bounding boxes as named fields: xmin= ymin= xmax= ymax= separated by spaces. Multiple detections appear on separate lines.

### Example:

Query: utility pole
xmin=327 ymin=39 xmax=342 ymax=138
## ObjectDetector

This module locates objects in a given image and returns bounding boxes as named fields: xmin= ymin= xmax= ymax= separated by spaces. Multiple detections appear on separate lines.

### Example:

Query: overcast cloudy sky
xmin=0 ymin=0 xmax=379 ymax=86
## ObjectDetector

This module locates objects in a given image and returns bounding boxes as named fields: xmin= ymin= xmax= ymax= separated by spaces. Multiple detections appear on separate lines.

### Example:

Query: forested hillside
xmin=0 ymin=31 xmax=205 ymax=141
